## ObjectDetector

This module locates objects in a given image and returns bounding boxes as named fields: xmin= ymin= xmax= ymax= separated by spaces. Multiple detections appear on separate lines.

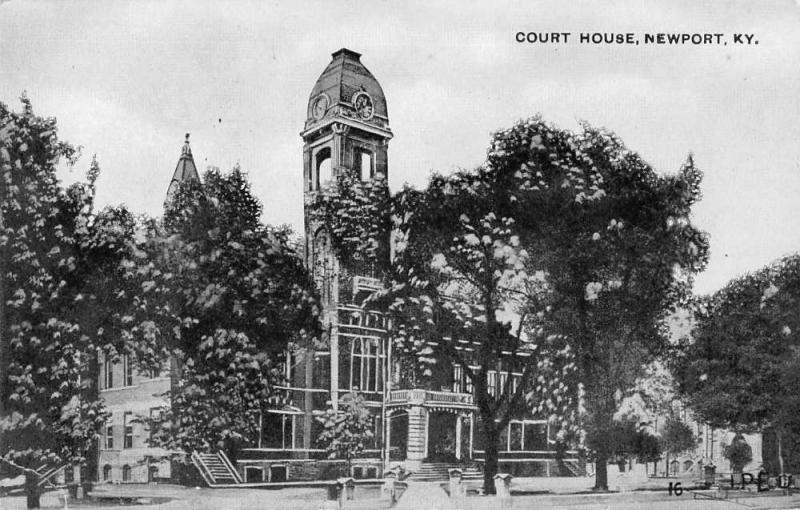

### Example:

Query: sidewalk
xmin=395 ymin=481 xmax=454 ymax=510
xmin=393 ymin=476 xmax=800 ymax=510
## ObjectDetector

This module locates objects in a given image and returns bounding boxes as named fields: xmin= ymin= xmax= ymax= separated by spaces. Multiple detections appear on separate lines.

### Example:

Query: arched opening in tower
xmin=316 ymin=148 xmax=332 ymax=189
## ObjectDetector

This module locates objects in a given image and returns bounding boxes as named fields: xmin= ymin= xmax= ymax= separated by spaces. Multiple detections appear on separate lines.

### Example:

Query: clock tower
xmin=301 ymin=47 xmax=392 ymax=310
xmin=297 ymin=49 xmax=392 ymax=448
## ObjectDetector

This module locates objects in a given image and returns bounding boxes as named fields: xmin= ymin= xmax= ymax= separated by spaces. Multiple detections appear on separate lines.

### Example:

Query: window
xmin=102 ymin=464 xmax=112 ymax=481
xmin=502 ymin=421 xmax=548 ymax=452
xmin=509 ymin=422 xmax=524 ymax=451
xmin=261 ymin=412 xmax=294 ymax=449
xmin=525 ymin=422 xmax=548 ymax=451
xmin=123 ymin=412 xmax=133 ymax=449
xmin=453 ymin=365 xmax=464 ymax=393
xmin=487 ymin=371 xmax=498 ymax=397
xmin=465 ymin=368 xmax=474 ymax=394
xmin=105 ymin=423 xmax=114 ymax=449
xmin=312 ymin=352 xmax=331 ymax=390
xmin=245 ymin=466 xmax=264 ymax=483
xmin=122 ymin=465 xmax=131 ymax=482
xmin=512 ymin=373 xmax=522 ymax=395
xmin=499 ymin=424 xmax=509 ymax=451
xmin=452 ymin=365 xmax=474 ymax=394
xmin=122 ymin=355 xmax=133 ymax=387
xmin=316 ymin=148 xmax=332 ymax=189
xmin=103 ymin=358 xmax=114 ymax=389
xmin=350 ymin=337 xmax=381 ymax=392
xmin=498 ymin=372 xmax=509 ymax=396
xmin=358 ymin=150 xmax=372 ymax=181
xmin=149 ymin=408 xmax=162 ymax=441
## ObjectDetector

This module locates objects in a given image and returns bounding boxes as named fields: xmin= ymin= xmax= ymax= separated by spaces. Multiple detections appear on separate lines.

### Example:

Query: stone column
xmin=455 ymin=415 xmax=463 ymax=461
xmin=331 ymin=123 xmax=350 ymax=176
xmin=469 ymin=414 xmax=475 ymax=459
xmin=385 ymin=413 xmax=392 ymax=465
xmin=406 ymin=405 xmax=426 ymax=471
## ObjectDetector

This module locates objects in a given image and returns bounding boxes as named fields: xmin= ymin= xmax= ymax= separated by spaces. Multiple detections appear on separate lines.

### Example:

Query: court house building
xmin=97 ymin=48 xmax=574 ymax=485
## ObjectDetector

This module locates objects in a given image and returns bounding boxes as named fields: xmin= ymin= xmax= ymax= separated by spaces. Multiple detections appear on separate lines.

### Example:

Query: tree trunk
xmin=665 ymin=453 xmax=669 ymax=477
xmin=777 ymin=429 xmax=785 ymax=475
xmin=85 ymin=352 xmax=100 ymax=483
xmin=224 ymin=437 xmax=239 ymax=465
xmin=0 ymin=175 xmax=7 ymax=416
xmin=591 ymin=405 xmax=613 ymax=490
xmin=482 ymin=423 xmax=499 ymax=495
xmin=25 ymin=471 xmax=40 ymax=509
xmin=595 ymin=454 xmax=608 ymax=491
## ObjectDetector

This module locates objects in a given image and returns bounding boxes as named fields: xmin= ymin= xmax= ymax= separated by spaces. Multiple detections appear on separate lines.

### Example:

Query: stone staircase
xmin=407 ymin=462 xmax=483 ymax=482
xmin=562 ymin=459 xmax=586 ymax=477
xmin=191 ymin=451 xmax=243 ymax=487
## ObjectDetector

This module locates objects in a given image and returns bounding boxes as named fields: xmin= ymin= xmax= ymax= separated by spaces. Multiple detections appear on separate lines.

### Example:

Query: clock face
xmin=352 ymin=92 xmax=374 ymax=120
xmin=312 ymin=95 xmax=328 ymax=120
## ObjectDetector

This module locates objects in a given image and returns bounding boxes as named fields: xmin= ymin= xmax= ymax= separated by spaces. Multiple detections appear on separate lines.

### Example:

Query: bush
xmin=723 ymin=435 xmax=753 ymax=473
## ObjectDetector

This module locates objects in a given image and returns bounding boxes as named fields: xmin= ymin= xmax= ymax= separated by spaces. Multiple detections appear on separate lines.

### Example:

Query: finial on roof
xmin=331 ymin=48 xmax=362 ymax=60
xmin=181 ymin=133 xmax=192 ymax=156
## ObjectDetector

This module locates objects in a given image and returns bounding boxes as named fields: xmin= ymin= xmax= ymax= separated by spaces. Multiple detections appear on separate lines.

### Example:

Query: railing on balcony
xmin=352 ymin=276 xmax=383 ymax=295
xmin=387 ymin=388 xmax=474 ymax=407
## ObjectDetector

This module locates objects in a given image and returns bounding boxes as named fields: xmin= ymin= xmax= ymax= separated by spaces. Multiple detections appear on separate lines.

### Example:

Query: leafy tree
xmin=386 ymin=167 xmax=579 ymax=493
xmin=148 ymin=167 xmax=321 ymax=461
xmin=307 ymin=171 xmax=390 ymax=274
xmin=314 ymin=392 xmax=374 ymax=473
xmin=636 ymin=431 xmax=662 ymax=474
xmin=155 ymin=329 xmax=278 ymax=458
xmin=389 ymin=117 xmax=706 ymax=490
xmin=660 ymin=416 xmax=695 ymax=476
xmin=496 ymin=119 xmax=708 ymax=490
xmin=0 ymin=98 xmax=155 ymax=508
xmin=308 ymin=116 xmax=707 ymax=492
xmin=674 ymin=254 xmax=800 ymax=474
xmin=723 ymin=434 xmax=753 ymax=474
xmin=606 ymin=418 xmax=661 ymax=472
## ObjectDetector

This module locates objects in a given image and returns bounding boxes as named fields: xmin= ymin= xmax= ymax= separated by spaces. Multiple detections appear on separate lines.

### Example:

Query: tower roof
xmin=303 ymin=48 xmax=391 ymax=137
xmin=170 ymin=133 xmax=200 ymax=186
xmin=165 ymin=133 xmax=200 ymax=204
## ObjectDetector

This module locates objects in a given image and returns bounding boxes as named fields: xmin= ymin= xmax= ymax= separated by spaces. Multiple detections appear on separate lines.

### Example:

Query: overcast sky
xmin=1 ymin=0 xmax=799 ymax=295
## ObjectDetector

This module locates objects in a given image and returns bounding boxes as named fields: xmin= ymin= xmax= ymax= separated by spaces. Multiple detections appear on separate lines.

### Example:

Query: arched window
xmin=357 ymin=150 xmax=373 ymax=181
xmin=122 ymin=464 xmax=131 ymax=482
xmin=103 ymin=464 xmax=112 ymax=481
xmin=316 ymin=148 xmax=332 ymax=189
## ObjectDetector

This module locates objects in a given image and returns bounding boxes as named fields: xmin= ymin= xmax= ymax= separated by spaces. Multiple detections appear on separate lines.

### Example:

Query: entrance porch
xmin=385 ymin=389 xmax=475 ymax=471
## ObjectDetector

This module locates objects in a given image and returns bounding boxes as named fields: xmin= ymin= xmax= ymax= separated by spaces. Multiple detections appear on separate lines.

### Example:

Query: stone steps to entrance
xmin=190 ymin=451 xmax=243 ymax=486
xmin=408 ymin=462 xmax=483 ymax=482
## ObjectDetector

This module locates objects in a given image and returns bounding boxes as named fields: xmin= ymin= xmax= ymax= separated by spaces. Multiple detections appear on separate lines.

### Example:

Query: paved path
xmin=395 ymin=481 xmax=455 ymax=510
xmin=4 ymin=481 xmax=800 ymax=510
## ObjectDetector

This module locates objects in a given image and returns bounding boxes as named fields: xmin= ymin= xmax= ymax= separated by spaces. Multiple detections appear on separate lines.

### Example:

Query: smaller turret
xmin=165 ymin=133 xmax=200 ymax=205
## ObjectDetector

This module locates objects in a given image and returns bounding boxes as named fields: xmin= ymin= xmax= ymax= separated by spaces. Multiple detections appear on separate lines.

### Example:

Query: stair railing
xmin=216 ymin=451 xmax=243 ymax=484
xmin=191 ymin=451 xmax=217 ymax=487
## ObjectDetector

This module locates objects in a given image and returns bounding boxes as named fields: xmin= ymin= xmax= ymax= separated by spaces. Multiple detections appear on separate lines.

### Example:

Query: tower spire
xmin=165 ymin=133 xmax=200 ymax=206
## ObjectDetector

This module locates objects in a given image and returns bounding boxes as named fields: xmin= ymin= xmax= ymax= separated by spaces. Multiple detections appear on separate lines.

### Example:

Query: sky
xmin=1 ymin=0 xmax=799 ymax=295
